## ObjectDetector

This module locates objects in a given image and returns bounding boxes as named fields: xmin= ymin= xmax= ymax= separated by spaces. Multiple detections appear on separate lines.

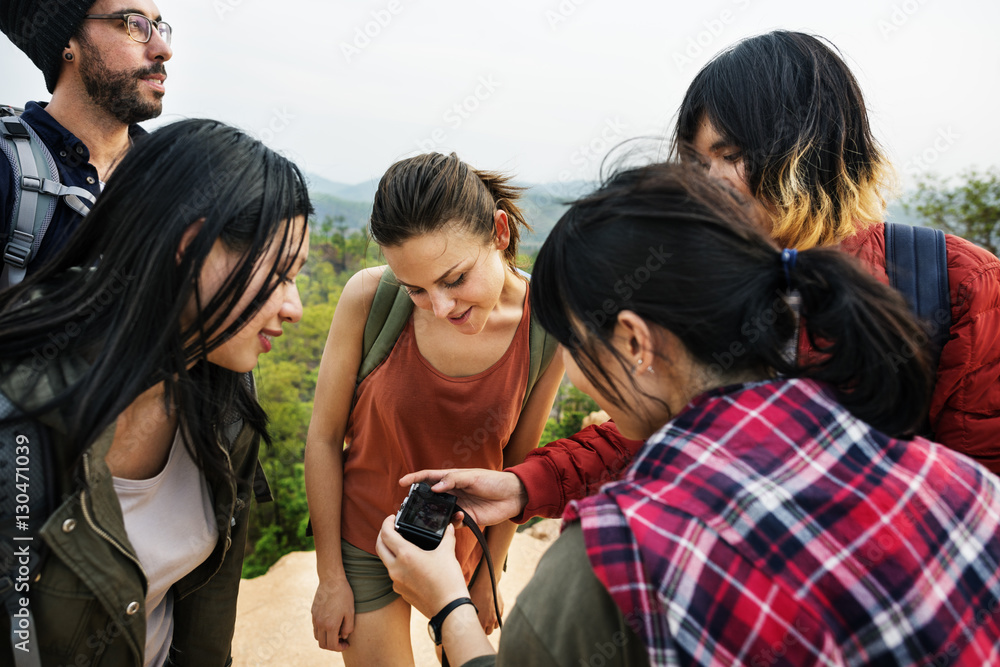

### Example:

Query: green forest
xmin=241 ymin=225 xmax=599 ymax=578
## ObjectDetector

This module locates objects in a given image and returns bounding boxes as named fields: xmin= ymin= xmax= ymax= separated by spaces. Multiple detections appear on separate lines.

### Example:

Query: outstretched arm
xmin=401 ymin=419 xmax=644 ymax=526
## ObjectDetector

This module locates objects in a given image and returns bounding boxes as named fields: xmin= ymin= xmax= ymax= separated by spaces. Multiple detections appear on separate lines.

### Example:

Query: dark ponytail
xmin=783 ymin=249 xmax=933 ymax=435
xmin=370 ymin=152 xmax=531 ymax=268
xmin=531 ymin=163 xmax=933 ymax=437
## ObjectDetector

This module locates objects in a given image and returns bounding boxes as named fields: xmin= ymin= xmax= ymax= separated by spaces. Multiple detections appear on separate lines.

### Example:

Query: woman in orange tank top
xmin=304 ymin=152 xmax=564 ymax=665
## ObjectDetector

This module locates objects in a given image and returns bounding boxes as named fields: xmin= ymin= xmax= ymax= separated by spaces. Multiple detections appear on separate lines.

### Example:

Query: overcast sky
xmin=3 ymin=0 xmax=998 ymax=192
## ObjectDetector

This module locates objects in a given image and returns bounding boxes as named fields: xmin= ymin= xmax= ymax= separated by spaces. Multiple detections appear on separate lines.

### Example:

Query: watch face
xmin=427 ymin=621 xmax=438 ymax=643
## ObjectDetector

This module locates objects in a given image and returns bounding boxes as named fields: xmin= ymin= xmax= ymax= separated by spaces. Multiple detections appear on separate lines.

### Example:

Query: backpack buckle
xmin=21 ymin=174 xmax=42 ymax=193
xmin=0 ymin=114 xmax=29 ymax=139
xmin=3 ymin=230 xmax=34 ymax=268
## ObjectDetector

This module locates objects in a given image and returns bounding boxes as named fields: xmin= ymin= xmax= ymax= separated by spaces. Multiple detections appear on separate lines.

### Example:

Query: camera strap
xmin=439 ymin=509 xmax=501 ymax=667
xmin=460 ymin=511 xmax=502 ymax=630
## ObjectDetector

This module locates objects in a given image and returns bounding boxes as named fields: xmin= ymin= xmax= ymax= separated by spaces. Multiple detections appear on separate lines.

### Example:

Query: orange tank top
xmin=341 ymin=289 xmax=531 ymax=581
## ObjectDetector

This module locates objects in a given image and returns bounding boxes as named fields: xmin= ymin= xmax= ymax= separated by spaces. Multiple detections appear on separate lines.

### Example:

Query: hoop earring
xmin=64 ymin=52 xmax=74 ymax=61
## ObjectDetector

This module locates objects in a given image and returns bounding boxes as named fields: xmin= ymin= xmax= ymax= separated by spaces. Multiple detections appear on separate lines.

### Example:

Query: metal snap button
xmin=86 ymin=177 xmax=95 ymax=184
xmin=61 ymin=518 xmax=76 ymax=533
xmin=126 ymin=601 xmax=140 ymax=615
xmin=75 ymin=146 xmax=84 ymax=155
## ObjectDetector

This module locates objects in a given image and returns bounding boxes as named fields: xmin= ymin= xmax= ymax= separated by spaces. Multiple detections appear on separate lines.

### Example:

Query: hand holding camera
xmin=394 ymin=482 xmax=459 ymax=549
xmin=375 ymin=510 xmax=469 ymax=622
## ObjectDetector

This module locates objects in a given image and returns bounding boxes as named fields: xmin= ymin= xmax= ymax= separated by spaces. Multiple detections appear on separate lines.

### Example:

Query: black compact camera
xmin=395 ymin=482 xmax=458 ymax=550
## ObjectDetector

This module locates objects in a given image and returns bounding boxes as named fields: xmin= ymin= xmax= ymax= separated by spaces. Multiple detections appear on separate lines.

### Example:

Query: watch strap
xmin=429 ymin=597 xmax=476 ymax=645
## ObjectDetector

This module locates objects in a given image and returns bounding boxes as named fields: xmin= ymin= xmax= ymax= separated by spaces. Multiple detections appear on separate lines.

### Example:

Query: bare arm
xmin=304 ymin=266 xmax=385 ymax=651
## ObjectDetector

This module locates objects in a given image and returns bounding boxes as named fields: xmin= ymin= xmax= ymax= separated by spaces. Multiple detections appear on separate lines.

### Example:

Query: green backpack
xmin=357 ymin=267 xmax=558 ymax=410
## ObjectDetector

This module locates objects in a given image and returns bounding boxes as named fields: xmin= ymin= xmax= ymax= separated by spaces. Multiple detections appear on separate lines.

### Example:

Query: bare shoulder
xmin=340 ymin=265 xmax=391 ymax=318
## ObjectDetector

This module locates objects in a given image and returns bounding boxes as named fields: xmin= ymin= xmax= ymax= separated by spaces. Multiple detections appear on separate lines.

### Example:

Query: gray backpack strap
xmin=0 ymin=111 xmax=96 ymax=289
xmin=357 ymin=267 xmax=413 ymax=384
xmin=884 ymin=222 xmax=951 ymax=372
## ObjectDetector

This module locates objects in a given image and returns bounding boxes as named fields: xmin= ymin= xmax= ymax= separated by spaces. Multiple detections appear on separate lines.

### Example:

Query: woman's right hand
xmin=399 ymin=469 xmax=528 ymax=526
xmin=311 ymin=577 xmax=355 ymax=651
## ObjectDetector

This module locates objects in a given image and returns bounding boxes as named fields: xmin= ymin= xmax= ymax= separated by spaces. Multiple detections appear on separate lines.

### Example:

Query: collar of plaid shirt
xmin=565 ymin=377 xmax=1000 ymax=666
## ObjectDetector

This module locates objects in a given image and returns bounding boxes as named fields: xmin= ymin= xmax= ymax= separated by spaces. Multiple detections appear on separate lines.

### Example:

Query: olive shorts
xmin=342 ymin=539 xmax=400 ymax=613
xmin=341 ymin=539 xmax=489 ymax=614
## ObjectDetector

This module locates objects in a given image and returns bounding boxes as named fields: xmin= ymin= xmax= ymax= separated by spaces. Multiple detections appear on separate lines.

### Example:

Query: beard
xmin=77 ymin=36 xmax=166 ymax=125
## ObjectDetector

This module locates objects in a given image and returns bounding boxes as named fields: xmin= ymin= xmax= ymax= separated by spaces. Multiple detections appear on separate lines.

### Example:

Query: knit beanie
xmin=1 ymin=0 xmax=98 ymax=93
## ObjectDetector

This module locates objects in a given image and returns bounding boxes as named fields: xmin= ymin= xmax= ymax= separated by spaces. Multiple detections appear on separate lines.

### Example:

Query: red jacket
xmin=511 ymin=222 xmax=1000 ymax=520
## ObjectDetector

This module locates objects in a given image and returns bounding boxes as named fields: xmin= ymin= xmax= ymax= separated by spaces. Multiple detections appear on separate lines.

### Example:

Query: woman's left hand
xmin=469 ymin=569 xmax=503 ymax=635
xmin=376 ymin=515 xmax=470 ymax=619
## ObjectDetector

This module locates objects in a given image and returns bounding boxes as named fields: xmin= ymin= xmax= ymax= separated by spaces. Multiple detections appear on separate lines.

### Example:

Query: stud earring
xmin=64 ymin=52 xmax=74 ymax=61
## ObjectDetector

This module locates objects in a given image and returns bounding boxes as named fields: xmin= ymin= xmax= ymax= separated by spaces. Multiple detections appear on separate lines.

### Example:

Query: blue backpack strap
xmin=0 ymin=109 xmax=96 ymax=289
xmin=884 ymin=222 xmax=951 ymax=372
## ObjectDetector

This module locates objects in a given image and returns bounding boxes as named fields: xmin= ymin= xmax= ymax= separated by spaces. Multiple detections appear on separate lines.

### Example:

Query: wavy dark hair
xmin=531 ymin=163 xmax=932 ymax=438
xmin=0 ymin=118 xmax=312 ymax=487
xmin=672 ymin=30 xmax=893 ymax=250
xmin=369 ymin=152 xmax=530 ymax=268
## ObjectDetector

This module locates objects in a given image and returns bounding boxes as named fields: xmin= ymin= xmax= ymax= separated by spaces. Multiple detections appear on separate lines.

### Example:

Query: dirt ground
xmin=231 ymin=519 xmax=561 ymax=666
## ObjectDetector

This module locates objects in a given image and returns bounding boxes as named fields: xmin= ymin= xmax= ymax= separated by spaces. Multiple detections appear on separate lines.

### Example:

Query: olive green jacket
xmin=1 ymin=356 xmax=260 ymax=666
xmin=462 ymin=523 xmax=649 ymax=667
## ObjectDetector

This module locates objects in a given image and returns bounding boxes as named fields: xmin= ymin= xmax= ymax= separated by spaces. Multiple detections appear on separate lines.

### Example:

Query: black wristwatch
xmin=428 ymin=597 xmax=476 ymax=646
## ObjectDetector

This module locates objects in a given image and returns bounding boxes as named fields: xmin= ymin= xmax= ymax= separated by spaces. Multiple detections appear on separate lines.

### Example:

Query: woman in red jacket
xmin=401 ymin=30 xmax=1000 ymax=527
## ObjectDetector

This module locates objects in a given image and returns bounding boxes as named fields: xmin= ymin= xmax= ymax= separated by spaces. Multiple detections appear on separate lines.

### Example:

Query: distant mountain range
xmin=304 ymin=172 xmax=595 ymax=250
xmin=304 ymin=171 xmax=922 ymax=250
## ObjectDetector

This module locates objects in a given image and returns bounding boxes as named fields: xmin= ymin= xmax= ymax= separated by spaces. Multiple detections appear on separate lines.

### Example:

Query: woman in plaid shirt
xmin=377 ymin=163 xmax=1000 ymax=666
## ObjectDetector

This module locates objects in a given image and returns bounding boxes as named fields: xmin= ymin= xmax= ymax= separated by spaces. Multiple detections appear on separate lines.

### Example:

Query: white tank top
xmin=113 ymin=429 xmax=217 ymax=667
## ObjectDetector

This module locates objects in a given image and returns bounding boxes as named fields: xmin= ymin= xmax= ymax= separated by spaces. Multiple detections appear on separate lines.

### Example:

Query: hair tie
xmin=781 ymin=248 xmax=798 ymax=288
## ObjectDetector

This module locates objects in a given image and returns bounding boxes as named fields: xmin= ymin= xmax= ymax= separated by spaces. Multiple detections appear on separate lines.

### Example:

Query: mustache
xmin=135 ymin=63 xmax=168 ymax=78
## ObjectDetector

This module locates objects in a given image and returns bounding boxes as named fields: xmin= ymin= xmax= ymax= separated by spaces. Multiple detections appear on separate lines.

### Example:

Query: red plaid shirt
xmin=566 ymin=378 xmax=1000 ymax=666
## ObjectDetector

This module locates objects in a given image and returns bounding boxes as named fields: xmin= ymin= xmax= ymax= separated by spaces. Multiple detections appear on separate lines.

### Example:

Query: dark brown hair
xmin=370 ymin=152 xmax=530 ymax=267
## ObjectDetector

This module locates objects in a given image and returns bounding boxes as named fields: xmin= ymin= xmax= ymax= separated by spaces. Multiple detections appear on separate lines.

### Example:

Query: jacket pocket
xmin=32 ymin=555 xmax=138 ymax=666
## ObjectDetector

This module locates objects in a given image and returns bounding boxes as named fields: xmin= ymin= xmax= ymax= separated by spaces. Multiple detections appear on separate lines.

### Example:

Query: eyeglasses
xmin=84 ymin=13 xmax=172 ymax=46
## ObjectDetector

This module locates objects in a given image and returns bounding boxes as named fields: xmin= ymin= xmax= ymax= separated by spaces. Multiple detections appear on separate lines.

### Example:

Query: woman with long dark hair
xmin=0 ymin=118 xmax=311 ymax=667
xmin=377 ymin=163 xmax=1000 ymax=667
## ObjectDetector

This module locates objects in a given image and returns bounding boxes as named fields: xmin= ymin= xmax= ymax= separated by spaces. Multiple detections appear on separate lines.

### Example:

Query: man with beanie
xmin=0 ymin=0 xmax=171 ymax=278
